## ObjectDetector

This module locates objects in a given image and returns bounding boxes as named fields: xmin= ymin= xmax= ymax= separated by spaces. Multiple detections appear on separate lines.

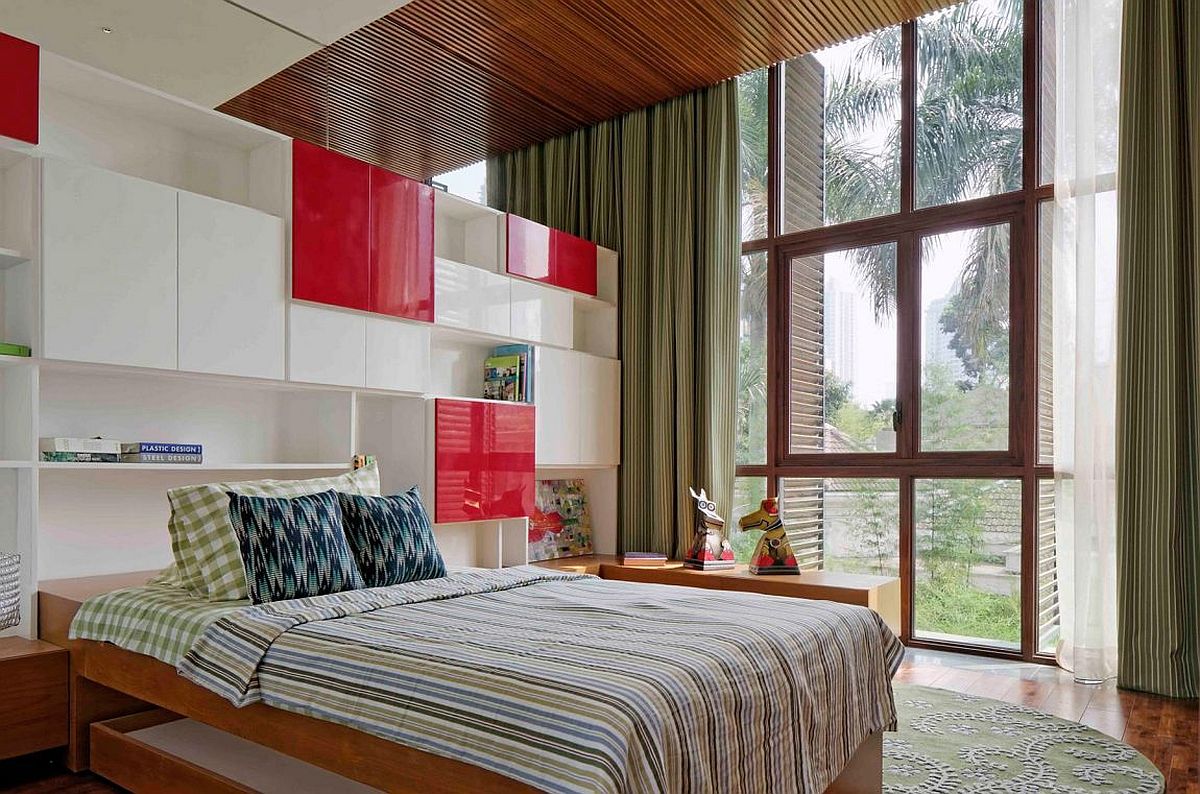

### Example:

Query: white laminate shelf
xmin=38 ymin=462 xmax=351 ymax=472
xmin=0 ymin=460 xmax=33 ymax=468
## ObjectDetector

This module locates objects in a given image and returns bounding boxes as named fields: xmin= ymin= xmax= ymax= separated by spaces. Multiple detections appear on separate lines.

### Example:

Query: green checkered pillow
xmin=167 ymin=463 xmax=380 ymax=601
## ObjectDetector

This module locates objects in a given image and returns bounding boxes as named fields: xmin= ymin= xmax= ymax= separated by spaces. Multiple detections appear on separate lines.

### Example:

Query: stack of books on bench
xmin=40 ymin=438 xmax=203 ymax=464
xmin=618 ymin=552 xmax=670 ymax=568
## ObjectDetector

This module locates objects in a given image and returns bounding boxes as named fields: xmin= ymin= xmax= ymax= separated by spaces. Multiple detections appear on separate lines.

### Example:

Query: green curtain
xmin=1115 ymin=0 xmax=1200 ymax=698
xmin=488 ymin=82 xmax=740 ymax=557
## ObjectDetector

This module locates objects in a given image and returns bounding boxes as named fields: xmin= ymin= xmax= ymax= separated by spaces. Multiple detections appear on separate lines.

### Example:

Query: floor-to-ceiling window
xmin=735 ymin=0 xmax=1059 ymax=660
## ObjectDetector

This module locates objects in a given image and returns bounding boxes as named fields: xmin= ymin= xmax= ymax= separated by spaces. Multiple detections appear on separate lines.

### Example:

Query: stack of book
xmin=39 ymin=438 xmax=203 ymax=464
xmin=619 ymin=552 xmax=670 ymax=568
xmin=483 ymin=344 xmax=535 ymax=403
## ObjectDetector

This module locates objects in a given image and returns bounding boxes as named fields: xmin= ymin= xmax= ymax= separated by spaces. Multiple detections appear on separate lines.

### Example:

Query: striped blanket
xmin=179 ymin=567 xmax=903 ymax=793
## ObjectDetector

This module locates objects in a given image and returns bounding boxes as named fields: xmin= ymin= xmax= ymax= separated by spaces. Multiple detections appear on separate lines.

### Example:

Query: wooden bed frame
xmin=38 ymin=572 xmax=883 ymax=793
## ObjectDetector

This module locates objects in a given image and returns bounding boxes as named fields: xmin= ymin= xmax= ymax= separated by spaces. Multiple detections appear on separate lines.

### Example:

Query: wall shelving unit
xmin=0 ymin=48 xmax=621 ymax=640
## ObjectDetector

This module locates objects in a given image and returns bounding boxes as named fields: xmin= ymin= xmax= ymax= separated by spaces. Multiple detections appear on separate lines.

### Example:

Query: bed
xmin=41 ymin=567 xmax=903 ymax=793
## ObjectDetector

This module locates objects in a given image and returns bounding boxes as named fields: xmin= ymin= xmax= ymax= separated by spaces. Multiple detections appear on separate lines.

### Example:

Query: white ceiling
xmin=0 ymin=0 xmax=412 ymax=108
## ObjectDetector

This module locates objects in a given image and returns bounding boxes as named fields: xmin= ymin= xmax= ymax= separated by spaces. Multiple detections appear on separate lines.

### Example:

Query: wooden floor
xmin=2 ymin=648 xmax=1195 ymax=793
xmin=897 ymin=648 xmax=1199 ymax=794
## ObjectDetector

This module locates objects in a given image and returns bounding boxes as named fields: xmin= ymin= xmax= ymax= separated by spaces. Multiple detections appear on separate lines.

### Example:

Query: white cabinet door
xmin=366 ymin=317 xmax=430 ymax=392
xmin=42 ymin=160 xmax=178 ymax=369
xmin=178 ymin=192 xmax=285 ymax=379
xmin=535 ymin=346 xmax=580 ymax=465
xmin=510 ymin=280 xmax=572 ymax=347
xmin=434 ymin=258 xmax=510 ymax=337
xmin=579 ymin=354 xmax=621 ymax=466
xmin=288 ymin=303 xmax=365 ymax=387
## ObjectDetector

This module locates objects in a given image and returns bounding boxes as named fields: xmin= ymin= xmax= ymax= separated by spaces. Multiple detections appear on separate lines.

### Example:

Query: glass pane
xmin=914 ymin=478 xmax=1022 ymax=648
xmin=788 ymin=243 xmax=898 ymax=454
xmin=781 ymin=27 xmax=901 ymax=233
xmin=1037 ymin=478 xmax=1060 ymax=655
xmin=920 ymin=224 xmax=1011 ymax=451
xmin=736 ymin=251 xmax=768 ymax=465
xmin=917 ymin=0 xmax=1024 ymax=207
xmin=730 ymin=477 xmax=768 ymax=563
xmin=778 ymin=478 xmax=900 ymax=574
xmin=435 ymin=160 xmax=487 ymax=204
xmin=739 ymin=69 xmax=769 ymax=242
xmin=1038 ymin=201 xmax=1054 ymax=464
xmin=1039 ymin=0 xmax=1055 ymax=185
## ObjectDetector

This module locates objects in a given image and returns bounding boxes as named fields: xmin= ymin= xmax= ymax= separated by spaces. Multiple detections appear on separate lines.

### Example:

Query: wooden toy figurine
xmin=684 ymin=487 xmax=735 ymax=570
xmin=738 ymin=498 xmax=800 ymax=575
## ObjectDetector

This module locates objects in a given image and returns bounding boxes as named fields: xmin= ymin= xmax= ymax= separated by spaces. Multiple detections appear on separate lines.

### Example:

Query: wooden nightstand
xmin=0 ymin=637 xmax=69 ymax=761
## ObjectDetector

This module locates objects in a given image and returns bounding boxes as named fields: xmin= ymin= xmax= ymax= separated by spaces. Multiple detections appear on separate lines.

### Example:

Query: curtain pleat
xmin=1115 ymin=0 xmax=1200 ymax=698
xmin=487 ymin=82 xmax=740 ymax=557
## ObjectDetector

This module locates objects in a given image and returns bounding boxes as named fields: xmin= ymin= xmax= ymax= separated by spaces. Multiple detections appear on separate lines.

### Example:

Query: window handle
xmin=892 ymin=402 xmax=902 ymax=432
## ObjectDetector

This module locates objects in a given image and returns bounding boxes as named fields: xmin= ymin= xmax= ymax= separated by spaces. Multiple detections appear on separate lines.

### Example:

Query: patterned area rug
xmin=886 ymin=684 xmax=1165 ymax=793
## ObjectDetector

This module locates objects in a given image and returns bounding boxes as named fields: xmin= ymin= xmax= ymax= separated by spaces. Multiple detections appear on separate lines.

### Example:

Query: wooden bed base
xmin=39 ymin=576 xmax=883 ymax=793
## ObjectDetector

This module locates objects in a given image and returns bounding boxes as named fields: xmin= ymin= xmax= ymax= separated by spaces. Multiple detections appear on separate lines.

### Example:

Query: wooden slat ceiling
xmin=219 ymin=0 xmax=959 ymax=181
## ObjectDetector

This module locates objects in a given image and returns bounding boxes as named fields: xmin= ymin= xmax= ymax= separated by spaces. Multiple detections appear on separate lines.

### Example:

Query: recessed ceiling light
xmin=101 ymin=27 xmax=113 ymax=34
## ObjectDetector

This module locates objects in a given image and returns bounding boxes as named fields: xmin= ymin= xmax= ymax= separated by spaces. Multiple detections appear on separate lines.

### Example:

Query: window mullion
xmin=900 ymin=21 xmax=917 ymax=216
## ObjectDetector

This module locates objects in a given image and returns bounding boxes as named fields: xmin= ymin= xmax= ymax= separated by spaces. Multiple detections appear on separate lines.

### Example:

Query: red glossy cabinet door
xmin=435 ymin=399 xmax=487 ymax=524
xmin=506 ymin=214 xmax=551 ymax=282
xmin=487 ymin=402 xmax=536 ymax=519
xmin=0 ymin=31 xmax=38 ymax=145
xmin=434 ymin=399 xmax=535 ymax=524
xmin=292 ymin=139 xmax=370 ymax=311
xmin=369 ymin=167 xmax=435 ymax=321
xmin=551 ymin=229 xmax=598 ymax=296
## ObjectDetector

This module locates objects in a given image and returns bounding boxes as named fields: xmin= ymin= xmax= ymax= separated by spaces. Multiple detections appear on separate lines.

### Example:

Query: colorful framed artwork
xmin=528 ymin=479 xmax=593 ymax=561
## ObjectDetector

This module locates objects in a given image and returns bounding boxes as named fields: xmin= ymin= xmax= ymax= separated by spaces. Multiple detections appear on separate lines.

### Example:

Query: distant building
xmin=923 ymin=297 xmax=964 ymax=378
xmin=825 ymin=284 xmax=856 ymax=385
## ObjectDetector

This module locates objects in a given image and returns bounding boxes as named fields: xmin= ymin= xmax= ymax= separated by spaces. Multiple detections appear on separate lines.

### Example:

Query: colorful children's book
xmin=0 ymin=342 xmax=31 ymax=357
xmin=492 ymin=343 xmax=535 ymax=402
xmin=484 ymin=355 xmax=522 ymax=401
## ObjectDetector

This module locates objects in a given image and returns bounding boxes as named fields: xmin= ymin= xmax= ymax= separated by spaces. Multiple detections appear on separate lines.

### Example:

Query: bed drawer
xmin=91 ymin=710 xmax=253 ymax=793
xmin=90 ymin=709 xmax=379 ymax=793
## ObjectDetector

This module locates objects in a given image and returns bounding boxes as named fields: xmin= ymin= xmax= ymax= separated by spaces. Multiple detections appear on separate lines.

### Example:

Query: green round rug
xmin=885 ymin=684 xmax=1165 ymax=793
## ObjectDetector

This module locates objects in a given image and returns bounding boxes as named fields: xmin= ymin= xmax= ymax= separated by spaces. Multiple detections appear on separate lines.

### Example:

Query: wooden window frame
xmin=737 ymin=0 xmax=1058 ymax=662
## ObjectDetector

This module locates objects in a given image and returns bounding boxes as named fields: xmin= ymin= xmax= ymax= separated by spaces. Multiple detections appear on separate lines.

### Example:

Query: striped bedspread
xmin=179 ymin=567 xmax=903 ymax=793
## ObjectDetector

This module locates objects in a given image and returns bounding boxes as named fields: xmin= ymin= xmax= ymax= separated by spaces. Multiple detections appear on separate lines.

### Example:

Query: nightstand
xmin=0 ymin=637 xmax=69 ymax=761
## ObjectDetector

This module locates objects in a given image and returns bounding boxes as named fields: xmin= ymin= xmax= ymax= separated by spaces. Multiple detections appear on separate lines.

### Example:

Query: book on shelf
xmin=0 ymin=341 xmax=30 ymax=357
xmin=484 ymin=343 xmax=535 ymax=403
xmin=483 ymin=354 xmax=522 ymax=402
xmin=40 ymin=451 xmax=120 ymax=463
xmin=121 ymin=442 xmax=203 ymax=455
xmin=120 ymin=452 xmax=203 ymax=464
xmin=40 ymin=437 xmax=123 ymax=455
xmin=619 ymin=552 xmax=670 ymax=567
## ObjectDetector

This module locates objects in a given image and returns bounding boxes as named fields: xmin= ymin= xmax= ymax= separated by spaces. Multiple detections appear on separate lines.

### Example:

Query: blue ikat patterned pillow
xmin=336 ymin=488 xmax=446 ymax=587
xmin=226 ymin=489 xmax=364 ymax=604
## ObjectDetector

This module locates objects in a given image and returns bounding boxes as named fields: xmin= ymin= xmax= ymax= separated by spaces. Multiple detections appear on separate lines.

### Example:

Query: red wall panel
xmin=291 ymin=139 xmax=370 ymax=311
xmin=369 ymin=167 xmax=435 ymax=321
xmin=0 ymin=31 xmax=38 ymax=145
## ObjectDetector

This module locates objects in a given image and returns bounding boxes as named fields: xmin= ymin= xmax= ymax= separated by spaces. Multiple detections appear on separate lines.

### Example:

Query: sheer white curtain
xmin=1051 ymin=0 xmax=1122 ymax=683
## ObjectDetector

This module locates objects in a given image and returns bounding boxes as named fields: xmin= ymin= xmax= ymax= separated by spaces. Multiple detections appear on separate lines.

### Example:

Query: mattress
xmin=172 ymin=567 xmax=904 ymax=794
